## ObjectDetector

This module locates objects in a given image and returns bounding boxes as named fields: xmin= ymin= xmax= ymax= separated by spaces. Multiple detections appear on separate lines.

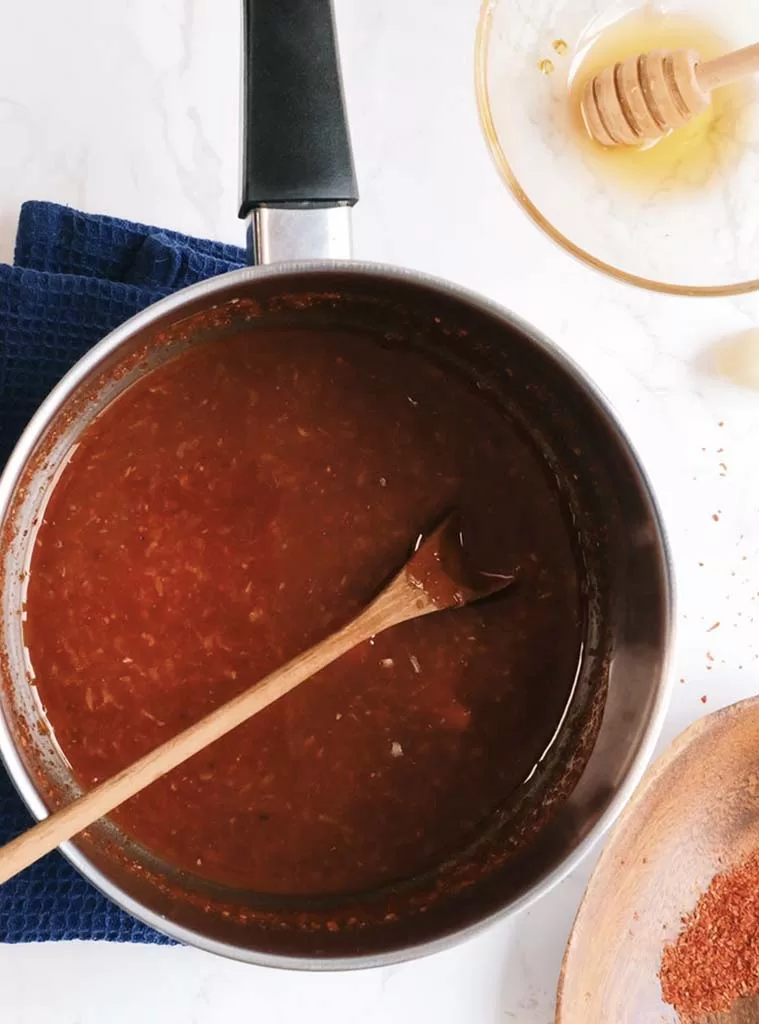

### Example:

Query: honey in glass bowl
xmin=568 ymin=6 xmax=751 ymax=194
xmin=476 ymin=0 xmax=759 ymax=293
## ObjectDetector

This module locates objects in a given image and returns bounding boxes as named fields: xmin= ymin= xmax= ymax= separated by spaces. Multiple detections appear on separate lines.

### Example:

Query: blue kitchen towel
xmin=0 ymin=201 xmax=245 ymax=942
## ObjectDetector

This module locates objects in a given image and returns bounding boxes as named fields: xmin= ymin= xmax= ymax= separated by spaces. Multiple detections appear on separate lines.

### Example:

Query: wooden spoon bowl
xmin=557 ymin=696 xmax=759 ymax=1024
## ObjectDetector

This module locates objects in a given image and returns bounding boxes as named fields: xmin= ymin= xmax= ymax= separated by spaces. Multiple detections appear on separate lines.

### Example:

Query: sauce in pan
xmin=24 ymin=327 xmax=582 ymax=895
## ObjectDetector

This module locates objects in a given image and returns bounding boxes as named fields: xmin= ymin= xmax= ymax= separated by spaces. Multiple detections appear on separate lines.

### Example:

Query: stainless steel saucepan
xmin=0 ymin=0 xmax=673 ymax=967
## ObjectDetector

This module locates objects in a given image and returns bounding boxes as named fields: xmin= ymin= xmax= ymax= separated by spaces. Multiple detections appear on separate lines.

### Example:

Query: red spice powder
xmin=660 ymin=849 xmax=759 ymax=1020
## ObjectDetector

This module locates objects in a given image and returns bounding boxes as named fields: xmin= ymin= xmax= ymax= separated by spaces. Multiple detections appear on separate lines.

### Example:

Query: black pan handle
xmin=239 ymin=0 xmax=359 ymax=216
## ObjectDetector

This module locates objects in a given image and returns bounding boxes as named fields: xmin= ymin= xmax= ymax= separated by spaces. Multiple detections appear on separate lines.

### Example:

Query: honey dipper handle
xmin=697 ymin=42 xmax=759 ymax=93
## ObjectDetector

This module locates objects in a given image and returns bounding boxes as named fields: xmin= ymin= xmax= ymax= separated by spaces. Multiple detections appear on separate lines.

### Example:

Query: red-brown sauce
xmin=24 ymin=328 xmax=582 ymax=895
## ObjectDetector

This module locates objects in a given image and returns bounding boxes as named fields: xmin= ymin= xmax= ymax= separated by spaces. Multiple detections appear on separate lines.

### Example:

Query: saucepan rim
xmin=0 ymin=258 xmax=675 ymax=969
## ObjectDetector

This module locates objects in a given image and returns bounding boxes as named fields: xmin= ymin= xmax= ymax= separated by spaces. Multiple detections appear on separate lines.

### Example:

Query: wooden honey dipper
xmin=581 ymin=41 xmax=759 ymax=146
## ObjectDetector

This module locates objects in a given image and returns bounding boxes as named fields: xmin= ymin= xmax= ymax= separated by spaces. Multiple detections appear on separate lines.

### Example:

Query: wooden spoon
xmin=0 ymin=512 xmax=513 ymax=886
xmin=581 ymin=41 xmax=759 ymax=147
xmin=557 ymin=695 xmax=759 ymax=1024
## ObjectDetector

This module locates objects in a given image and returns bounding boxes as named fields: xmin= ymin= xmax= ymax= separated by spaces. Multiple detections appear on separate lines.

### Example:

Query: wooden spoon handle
xmin=0 ymin=509 xmax=480 ymax=886
xmin=0 ymin=608 xmax=379 ymax=885
xmin=697 ymin=41 xmax=759 ymax=92
xmin=0 ymin=561 xmax=428 ymax=885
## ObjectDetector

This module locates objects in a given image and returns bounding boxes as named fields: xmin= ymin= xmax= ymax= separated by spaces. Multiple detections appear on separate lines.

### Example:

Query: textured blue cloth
xmin=0 ymin=201 xmax=245 ymax=942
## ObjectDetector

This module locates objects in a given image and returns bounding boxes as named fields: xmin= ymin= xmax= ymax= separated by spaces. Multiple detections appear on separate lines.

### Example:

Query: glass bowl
xmin=476 ymin=0 xmax=759 ymax=294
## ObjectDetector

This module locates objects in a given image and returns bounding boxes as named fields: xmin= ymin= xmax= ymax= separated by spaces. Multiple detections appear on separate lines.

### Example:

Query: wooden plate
xmin=557 ymin=696 xmax=759 ymax=1024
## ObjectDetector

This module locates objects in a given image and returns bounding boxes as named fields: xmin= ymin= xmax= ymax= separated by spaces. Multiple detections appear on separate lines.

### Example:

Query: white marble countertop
xmin=1 ymin=0 xmax=758 ymax=1021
